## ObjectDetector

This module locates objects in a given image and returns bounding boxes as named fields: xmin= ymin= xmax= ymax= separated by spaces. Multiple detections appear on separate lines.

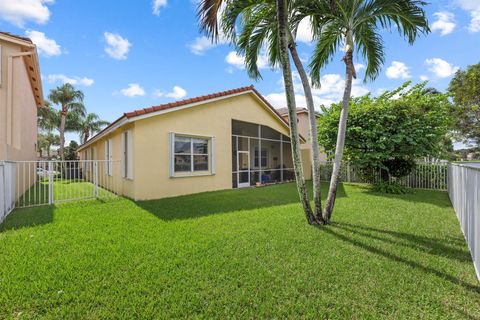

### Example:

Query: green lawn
xmin=16 ymin=179 xmax=116 ymax=207
xmin=1 ymin=183 xmax=479 ymax=319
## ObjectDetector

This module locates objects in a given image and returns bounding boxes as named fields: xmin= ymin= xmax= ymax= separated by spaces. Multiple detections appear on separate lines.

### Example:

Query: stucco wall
xmin=0 ymin=40 xmax=37 ymax=162
xmin=80 ymin=92 xmax=310 ymax=201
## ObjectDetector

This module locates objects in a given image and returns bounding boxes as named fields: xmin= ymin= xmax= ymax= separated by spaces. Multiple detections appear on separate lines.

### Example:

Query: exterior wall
xmin=81 ymin=92 xmax=306 ymax=201
xmin=133 ymin=93 xmax=293 ymax=200
xmin=0 ymin=39 xmax=37 ymax=162
xmin=79 ymin=123 xmax=136 ymax=200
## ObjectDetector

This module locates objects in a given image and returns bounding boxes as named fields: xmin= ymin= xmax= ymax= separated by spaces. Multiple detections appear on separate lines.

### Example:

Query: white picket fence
xmin=0 ymin=160 xmax=121 ymax=222
xmin=320 ymin=161 xmax=449 ymax=190
xmin=448 ymin=163 xmax=480 ymax=280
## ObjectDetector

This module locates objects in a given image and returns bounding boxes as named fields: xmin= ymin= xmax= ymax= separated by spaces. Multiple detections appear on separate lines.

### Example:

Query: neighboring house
xmin=78 ymin=86 xmax=313 ymax=201
xmin=0 ymin=32 xmax=43 ymax=161
xmin=277 ymin=107 xmax=328 ymax=162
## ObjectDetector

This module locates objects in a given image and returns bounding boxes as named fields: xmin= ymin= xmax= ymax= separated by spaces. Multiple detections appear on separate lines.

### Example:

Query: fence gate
xmin=9 ymin=160 xmax=121 ymax=210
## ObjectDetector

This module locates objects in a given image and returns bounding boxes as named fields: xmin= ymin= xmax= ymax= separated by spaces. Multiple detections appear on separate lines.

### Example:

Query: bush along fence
xmin=448 ymin=163 xmax=480 ymax=280
xmin=319 ymin=161 xmax=449 ymax=191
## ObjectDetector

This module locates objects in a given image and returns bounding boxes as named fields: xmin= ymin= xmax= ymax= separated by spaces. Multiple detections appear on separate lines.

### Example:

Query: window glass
xmin=175 ymin=137 xmax=191 ymax=153
xmin=174 ymin=155 xmax=191 ymax=172
xmin=194 ymin=155 xmax=208 ymax=171
xmin=192 ymin=138 xmax=208 ymax=154
xmin=174 ymin=135 xmax=210 ymax=173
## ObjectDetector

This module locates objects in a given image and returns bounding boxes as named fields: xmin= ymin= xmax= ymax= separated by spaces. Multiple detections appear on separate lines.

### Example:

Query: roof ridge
xmin=124 ymin=85 xmax=255 ymax=118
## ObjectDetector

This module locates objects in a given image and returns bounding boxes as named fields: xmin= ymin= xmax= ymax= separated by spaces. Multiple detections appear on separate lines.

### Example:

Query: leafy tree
xmin=37 ymin=102 xmax=60 ymax=132
xmin=48 ymin=84 xmax=85 ymax=159
xmin=300 ymin=0 xmax=429 ymax=222
xmin=318 ymin=82 xmax=451 ymax=181
xmin=69 ymin=112 xmax=110 ymax=144
xmin=448 ymin=62 xmax=480 ymax=145
xmin=64 ymin=141 xmax=79 ymax=161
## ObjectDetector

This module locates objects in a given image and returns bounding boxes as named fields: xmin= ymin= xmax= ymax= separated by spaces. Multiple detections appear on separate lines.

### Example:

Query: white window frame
xmin=121 ymin=130 xmax=133 ymax=179
xmin=169 ymin=132 xmax=215 ymax=177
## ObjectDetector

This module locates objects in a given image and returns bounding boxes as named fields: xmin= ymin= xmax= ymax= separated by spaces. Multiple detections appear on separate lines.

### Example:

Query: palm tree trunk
xmin=323 ymin=32 xmax=356 ymax=223
xmin=59 ymin=109 xmax=67 ymax=159
xmin=289 ymin=41 xmax=324 ymax=223
xmin=83 ymin=130 xmax=89 ymax=144
xmin=47 ymin=143 xmax=51 ymax=158
xmin=276 ymin=0 xmax=317 ymax=225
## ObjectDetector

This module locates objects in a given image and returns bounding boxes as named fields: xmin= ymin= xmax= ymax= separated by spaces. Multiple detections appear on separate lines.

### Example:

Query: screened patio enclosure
xmin=232 ymin=120 xmax=295 ymax=188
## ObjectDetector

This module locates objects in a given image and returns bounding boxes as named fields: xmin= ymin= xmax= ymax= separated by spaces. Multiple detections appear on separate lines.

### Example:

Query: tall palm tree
xmin=76 ymin=113 xmax=110 ymax=144
xmin=48 ymin=83 xmax=85 ymax=159
xmin=221 ymin=0 xmax=323 ymax=223
xmin=303 ymin=0 xmax=429 ymax=222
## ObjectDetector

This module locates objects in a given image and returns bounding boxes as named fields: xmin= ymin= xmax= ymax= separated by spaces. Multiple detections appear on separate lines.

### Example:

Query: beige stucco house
xmin=78 ymin=86 xmax=314 ymax=201
xmin=0 ymin=32 xmax=44 ymax=161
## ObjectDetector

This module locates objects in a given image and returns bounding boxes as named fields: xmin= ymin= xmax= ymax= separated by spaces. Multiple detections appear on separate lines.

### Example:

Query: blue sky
xmin=1 ymin=0 xmax=479 ymax=144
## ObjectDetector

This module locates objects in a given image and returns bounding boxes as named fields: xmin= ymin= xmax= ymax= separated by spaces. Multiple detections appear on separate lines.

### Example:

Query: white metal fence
xmin=448 ymin=163 xmax=480 ymax=280
xmin=0 ymin=161 xmax=16 ymax=223
xmin=0 ymin=160 xmax=121 ymax=222
xmin=320 ymin=161 xmax=448 ymax=190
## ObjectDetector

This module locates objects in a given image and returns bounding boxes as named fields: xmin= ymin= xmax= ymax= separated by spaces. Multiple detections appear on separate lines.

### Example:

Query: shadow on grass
xmin=137 ymin=182 xmax=346 ymax=221
xmin=364 ymin=187 xmax=452 ymax=209
xmin=322 ymin=224 xmax=480 ymax=294
xmin=333 ymin=222 xmax=472 ymax=263
xmin=0 ymin=205 xmax=54 ymax=232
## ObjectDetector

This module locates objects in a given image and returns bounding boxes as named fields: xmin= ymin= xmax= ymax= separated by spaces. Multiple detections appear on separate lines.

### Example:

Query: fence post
xmin=346 ymin=162 xmax=351 ymax=182
xmin=94 ymin=161 xmax=98 ymax=198
xmin=48 ymin=161 xmax=54 ymax=205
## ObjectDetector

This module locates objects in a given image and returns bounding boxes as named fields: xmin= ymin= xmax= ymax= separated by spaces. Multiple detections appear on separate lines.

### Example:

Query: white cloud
xmin=188 ymin=35 xmax=228 ymax=55
xmin=431 ymin=11 xmax=456 ymax=36
xmin=269 ymin=72 xmax=370 ymax=110
xmin=296 ymin=18 xmax=313 ymax=43
xmin=154 ymin=86 xmax=187 ymax=99
xmin=355 ymin=63 xmax=366 ymax=72
xmin=120 ymin=84 xmax=145 ymax=97
xmin=26 ymin=30 xmax=61 ymax=56
xmin=455 ymin=0 xmax=480 ymax=32
xmin=420 ymin=75 xmax=429 ymax=81
xmin=425 ymin=58 xmax=459 ymax=78
xmin=225 ymin=50 xmax=269 ymax=70
xmin=385 ymin=61 xmax=411 ymax=79
xmin=46 ymin=74 xmax=94 ymax=86
xmin=104 ymin=32 xmax=131 ymax=60
xmin=0 ymin=0 xmax=53 ymax=27
xmin=152 ymin=0 xmax=167 ymax=15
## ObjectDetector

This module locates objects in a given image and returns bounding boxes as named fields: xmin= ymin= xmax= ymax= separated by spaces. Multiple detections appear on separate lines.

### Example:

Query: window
xmin=122 ymin=131 xmax=133 ymax=179
xmin=105 ymin=139 xmax=112 ymax=176
xmin=254 ymin=147 xmax=268 ymax=168
xmin=170 ymin=133 xmax=215 ymax=176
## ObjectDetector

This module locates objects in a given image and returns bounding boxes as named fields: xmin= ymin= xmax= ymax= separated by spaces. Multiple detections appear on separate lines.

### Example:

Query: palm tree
xmin=48 ymin=84 xmax=85 ymax=159
xmin=76 ymin=113 xmax=110 ymax=144
xmin=37 ymin=101 xmax=59 ymax=132
xmin=303 ymin=0 xmax=429 ymax=222
xmin=44 ymin=132 xmax=61 ymax=158
xmin=221 ymin=0 xmax=323 ymax=223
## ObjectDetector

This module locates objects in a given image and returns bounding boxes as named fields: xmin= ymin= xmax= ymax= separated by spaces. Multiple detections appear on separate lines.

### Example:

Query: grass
xmin=0 ymin=182 xmax=479 ymax=319
xmin=16 ymin=179 xmax=116 ymax=207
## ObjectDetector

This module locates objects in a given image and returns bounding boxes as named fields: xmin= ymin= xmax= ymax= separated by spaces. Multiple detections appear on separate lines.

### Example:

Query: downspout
xmin=5 ymin=51 xmax=35 ymax=160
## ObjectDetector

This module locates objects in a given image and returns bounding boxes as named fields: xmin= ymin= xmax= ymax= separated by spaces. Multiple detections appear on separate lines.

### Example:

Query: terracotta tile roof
xmin=124 ymin=85 xmax=270 ymax=119
xmin=79 ymin=85 xmax=303 ymax=150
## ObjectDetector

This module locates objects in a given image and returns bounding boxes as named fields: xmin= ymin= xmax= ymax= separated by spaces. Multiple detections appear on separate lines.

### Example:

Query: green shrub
xmin=371 ymin=181 xmax=412 ymax=194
